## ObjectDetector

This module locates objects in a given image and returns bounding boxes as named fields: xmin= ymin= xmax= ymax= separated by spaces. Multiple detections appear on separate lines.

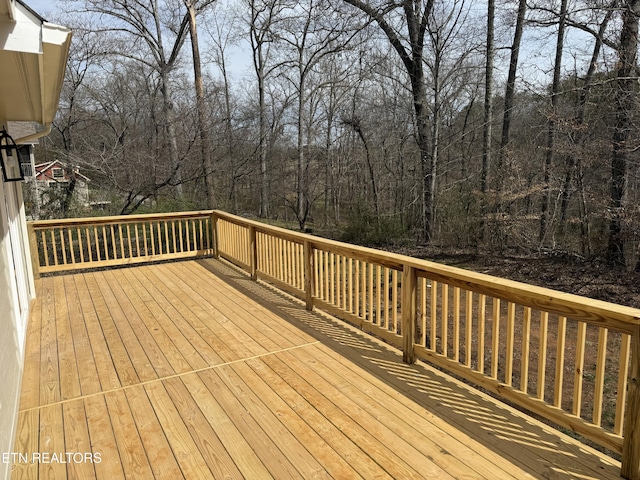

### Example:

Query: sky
xmin=21 ymin=0 xmax=607 ymax=91
xmin=23 ymin=0 xmax=58 ymax=20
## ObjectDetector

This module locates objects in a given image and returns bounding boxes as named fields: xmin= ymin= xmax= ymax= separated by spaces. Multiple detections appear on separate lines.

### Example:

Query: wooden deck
xmin=11 ymin=259 xmax=623 ymax=479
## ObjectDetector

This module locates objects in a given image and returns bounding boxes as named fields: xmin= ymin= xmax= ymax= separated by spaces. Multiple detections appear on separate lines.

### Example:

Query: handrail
xmin=25 ymin=209 xmax=640 ymax=479
xmin=211 ymin=209 xmax=640 ymax=479
xmin=28 ymin=211 xmax=214 ymax=275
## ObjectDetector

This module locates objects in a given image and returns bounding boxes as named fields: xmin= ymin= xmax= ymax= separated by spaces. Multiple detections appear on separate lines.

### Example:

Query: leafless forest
xmin=36 ymin=0 xmax=640 ymax=270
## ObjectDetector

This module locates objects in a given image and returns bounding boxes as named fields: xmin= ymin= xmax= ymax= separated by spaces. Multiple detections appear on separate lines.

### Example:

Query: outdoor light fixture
xmin=0 ymin=128 xmax=25 ymax=182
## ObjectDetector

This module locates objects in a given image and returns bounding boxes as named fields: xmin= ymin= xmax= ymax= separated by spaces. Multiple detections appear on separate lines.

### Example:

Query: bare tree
xmin=82 ymin=0 xmax=191 ymax=197
xmin=342 ymin=0 xmax=437 ymax=241
xmin=480 ymin=0 xmax=494 ymax=242
xmin=277 ymin=0 xmax=359 ymax=230
xmin=185 ymin=0 xmax=217 ymax=208
xmin=608 ymin=0 xmax=640 ymax=268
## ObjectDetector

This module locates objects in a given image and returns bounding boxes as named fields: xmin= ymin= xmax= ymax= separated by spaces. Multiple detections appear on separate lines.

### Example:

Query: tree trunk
xmin=159 ymin=70 xmax=183 ymax=197
xmin=497 ymin=0 xmax=526 ymax=183
xmin=480 ymin=0 xmax=495 ymax=243
xmin=186 ymin=1 xmax=214 ymax=208
xmin=559 ymin=10 xmax=610 ymax=234
xmin=539 ymin=0 xmax=567 ymax=245
xmin=608 ymin=0 xmax=640 ymax=268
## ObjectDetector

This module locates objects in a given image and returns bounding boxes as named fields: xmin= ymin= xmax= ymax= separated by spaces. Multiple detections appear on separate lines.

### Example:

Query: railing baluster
xmin=465 ymin=290 xmax=473 ymax=367
xmin=593 ymin=327 xmax=609 ymax=426
xmin=420 ymin=278 xmax=427 ymax=348
xmin=60 ymin=229 xmax=67 ymax=265
xmin=453 ymin=287 xmax=460 ymax=362
xmin=110 ymin=224 xmax=117 ymax=259
xmin=442 ymin=284 xmax=449 ymax=357
xmin=94 ymin=226 xmax=101 ymax=262
xmin=573 ymin=321 xmax=587 ymax=416
xmin=538 ymin=312 xmax=549 ymax=401
xmin=41 ymin=230 xmax=49 ymax=268
xmin=119 ymin=224 xmax=125 ymax=259
xmin=491 ymin=298 xmax=500 ymax=379
xmin=68 ymin=228 xmax=75 ymax=264
xmin=134 ymin=224 xmax=140 ymax=257
xmin=126 ymin=224 xmax=132 ymax=258
xmin=477 ymin=294 xmax=486 ymax=374
xmin=505 ymin=302 xmax=515 ymax=385
xmin=367 ymin=262 xmax=373 ymax=322
xmin=554 ymin=316 xmax=567 ymax=407
xmin=51 ymin=230 xmax=59 ymax=266
xmin=383 ymin=266 xmax=390 ymax=329
xmin=392 ymin=269 xmax=398 ymax=333
xmin=430 ymin=280 xmax=438 ymax=351
xmin=521 ymin=307 xmax=531 ymax=392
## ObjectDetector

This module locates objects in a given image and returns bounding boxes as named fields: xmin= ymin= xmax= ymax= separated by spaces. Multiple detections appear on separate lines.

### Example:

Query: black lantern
xmin=0 ymin=128 xmax=25 ymax=182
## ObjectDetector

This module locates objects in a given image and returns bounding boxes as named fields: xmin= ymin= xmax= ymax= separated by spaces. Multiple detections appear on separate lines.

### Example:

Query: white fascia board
xmin=42 ymin=22 xmax=71 ymax=46
xmin=0 ymin=1 xmax=42 ymax=54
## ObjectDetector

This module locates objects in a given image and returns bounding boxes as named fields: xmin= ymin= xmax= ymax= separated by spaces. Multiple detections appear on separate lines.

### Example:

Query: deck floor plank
xmin=97 ymin=270 xmax=171 ymax=380
xmin=154 ymin=264 xmax=273 ymax=357
xmin=55 ymin=276 xmax=82 ymax=402
xmin=11 ymin=409 xmax=39 ymax=480
xmin=83 ymin=395 xmax=124 ymax=480
xmin=119 ymin=267 xmax=210 ymax=371
xmin=172 ymin=261 xmax=314 ymax=348
xmin=278 ymin=347 xmax=496 ymax=480
xmin=39 ymin=277 xmax=60 ymax=406
xmin=83 ymin=274 xmax=140 ymax=387
xmin=140 ymin=265 xmax=247 ymax=362
xmin=19 ymin=287 xmax=42 ymax=411
xmin=38 ymin=403 xmax=66 ymax=480
xmin=261 ymin=353 xmax=449 ymax=480
xmin=161 ymin=377 xmax=252 ymax=479
xmin=198 ymin=366 xmax=328 ymax=479
xmin=73 ymin=274 xmax=121 ymax=392
xmin=12 ymin=260 xmax=624 ymax=480
xmin=104 ymin=390 xmax=155 ymax=479
xmin=297 ymin=344 xmax=523 ymax=480
xmin=134 ymin=266 xmax=230 ymax=365
xmin=179 ymin=373 xmax=274 ymax=480
xmin=124 ymin=386 xmax=185 ymax=480
xmin=62 ymin=400 xmax=97 ymax=480
xmin=215 ymin=363 xmax=362 ymax=479
xmin=143 ymin=382 xmax=215 ymax=480
xmin=104 ymin=268 xmax=194 ymax=375
xmin=64 ymin=275 xmax=102 ymax=397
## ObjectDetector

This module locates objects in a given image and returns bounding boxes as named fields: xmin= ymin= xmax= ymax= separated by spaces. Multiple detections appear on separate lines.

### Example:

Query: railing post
xmin=249 ymin=225 xmax=257 ymax=280
xmin=211 ymin=212 xmax=219 ymax=259
xmin=27 ymin=223 xmax=40 ymax=280
xmin=304 ymin=240 xmax=314 ymax=311
xmin=402 ymin=265 xmax=417 ymax=364
xmin=622 ymin=325 xmax=640 ymax=480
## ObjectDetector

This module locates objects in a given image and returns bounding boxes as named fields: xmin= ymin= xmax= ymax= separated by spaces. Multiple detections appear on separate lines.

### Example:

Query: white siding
xmin=0 ymin=150 xmax=34 ymax=480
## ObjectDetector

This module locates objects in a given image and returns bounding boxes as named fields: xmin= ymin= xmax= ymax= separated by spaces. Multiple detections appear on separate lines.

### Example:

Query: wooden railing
xmin=28 ymin=211 xmax=214 ymax=275
xmin=211 ymin=211 xmax=640 ymax=480
xmin=27 ymin=209 xmax=640 ymax=479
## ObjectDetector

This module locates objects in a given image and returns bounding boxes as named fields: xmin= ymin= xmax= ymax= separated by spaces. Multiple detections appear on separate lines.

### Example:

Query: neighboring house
xmin=0 ymin=1 xmax=71 ymax=479
xmin=33 ymin=159 xmax=91 ymax=211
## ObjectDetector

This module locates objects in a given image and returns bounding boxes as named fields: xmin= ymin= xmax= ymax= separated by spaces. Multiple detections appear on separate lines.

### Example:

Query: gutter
xmin=14 ymin=123 xmax=52 ymax=144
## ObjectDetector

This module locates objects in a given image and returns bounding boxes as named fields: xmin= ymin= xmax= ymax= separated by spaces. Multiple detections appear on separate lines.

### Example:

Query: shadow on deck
xmin=12 ymin=258 xmax=621 ymax=479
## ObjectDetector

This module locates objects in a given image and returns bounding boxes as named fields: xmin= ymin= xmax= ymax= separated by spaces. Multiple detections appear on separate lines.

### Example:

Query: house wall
xmin=0 ymin=117 xmax=35 ymax=480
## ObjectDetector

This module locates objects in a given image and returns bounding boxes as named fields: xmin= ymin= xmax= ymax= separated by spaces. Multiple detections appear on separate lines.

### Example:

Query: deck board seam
xmin=19 ymin=340 xmax=321 ymax=414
